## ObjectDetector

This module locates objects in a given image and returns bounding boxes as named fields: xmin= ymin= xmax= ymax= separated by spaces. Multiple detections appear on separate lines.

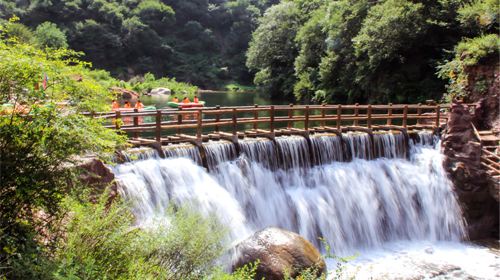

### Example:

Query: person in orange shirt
xmin=135 ymin=100 xmax=144 ymax=110
xmin=182 ymin=97 xmax=190 ymax=104
xmin=193 ymin=96 xmax=199 ymax=103
xmin=172 ymin=96 xmax=179 ymax=103
xmin=111 ymin=99 xmax=120 ymax=111
xmin=123 ymin=101 xmax=132 ymax=109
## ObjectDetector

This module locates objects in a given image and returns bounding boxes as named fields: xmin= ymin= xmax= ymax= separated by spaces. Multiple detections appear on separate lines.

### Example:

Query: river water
xmin=141 ymin=90 xmax=289 ymax=108
xmin=112 ymin=131 xmax=499 ymax=279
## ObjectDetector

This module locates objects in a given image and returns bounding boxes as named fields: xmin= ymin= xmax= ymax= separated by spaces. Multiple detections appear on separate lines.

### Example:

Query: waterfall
xmin=163 ymin=143 xmax=202 ymax=165
xmin=113 ymin=130 xmax=466 ymax=254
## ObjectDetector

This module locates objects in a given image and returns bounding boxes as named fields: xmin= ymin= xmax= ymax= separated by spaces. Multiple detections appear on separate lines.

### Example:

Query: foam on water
xmin=332 ymin=240 xmax=500 ymax=279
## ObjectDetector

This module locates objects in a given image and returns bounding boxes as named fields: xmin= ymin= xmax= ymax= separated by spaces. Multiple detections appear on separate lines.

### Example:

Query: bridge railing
xmin=85 ymin=103 xmax=476 ymax=143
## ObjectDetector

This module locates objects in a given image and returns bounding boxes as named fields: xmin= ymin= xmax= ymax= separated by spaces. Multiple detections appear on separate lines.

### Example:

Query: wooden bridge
xmin=87 ymin=103 xmax=465 ymax=146
xmin=87 ymin=102 xmax=500 ymax=177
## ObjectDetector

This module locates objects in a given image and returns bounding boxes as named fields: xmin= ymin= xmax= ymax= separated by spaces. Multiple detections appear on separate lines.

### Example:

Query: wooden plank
xmin=403 ymin=105 xmax=408 ymax=128
xmin=302 ymin=106 xmax=308 ymax=131
xmin=232 ymin=108 xmax=237 ymax=136
xmin=155 ymin=110 xmax=162 ymax=142
xmin=270 ymin=106 xmax=275 ymax=133
xmin=435 ymin=105 xmax=440 ymax=127
xmin=254 ymin=104 xmax=259 ymax=130
xmin=387 ymin=103 xmax=392 ymax=126
xmin=354 ymin=103 xmax=359 ymax=126
xmin=196 ymin=109 xmax=202 ymax=140
xmin=337 ymin=104 xmax=342 ymax=130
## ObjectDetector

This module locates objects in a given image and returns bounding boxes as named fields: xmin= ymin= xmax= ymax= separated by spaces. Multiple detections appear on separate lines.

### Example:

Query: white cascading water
xmin=113 ymin=131 xmax=468 ymax=257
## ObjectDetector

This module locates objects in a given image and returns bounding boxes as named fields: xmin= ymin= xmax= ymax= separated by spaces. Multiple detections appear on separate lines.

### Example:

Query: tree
xmin=34 ymin=21 xmax=68 ymax=48
xmin=0 ymin=20 xmax=125 ymax=278
xmin=246 ymin=1 xmax=301 ymax=99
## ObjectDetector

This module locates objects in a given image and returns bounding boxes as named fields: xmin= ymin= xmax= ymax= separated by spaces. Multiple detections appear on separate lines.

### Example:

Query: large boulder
xmin=149 ymin=87 xmax=171 ymax=96
xmin=441 ymin=102 xmax=499 ymax=239
xmin=232 ymin=227 xmax=326 ymax=280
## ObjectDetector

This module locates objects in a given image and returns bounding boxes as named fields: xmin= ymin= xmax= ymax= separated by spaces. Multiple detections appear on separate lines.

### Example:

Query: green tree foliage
xmin=246 ymin=1 xmax=302 ymax=99
xmin=248 ymin=0 xmax=498 ymax=103
xmin=0 ymin=19 xmax=126 ymax=278
xmin=0 ymin=0 xmax=278 ymax=89
xmin=438 ymin=0 xmax=499 ymax=101
xmin=34 ymin=22 xmax=68 ymax=48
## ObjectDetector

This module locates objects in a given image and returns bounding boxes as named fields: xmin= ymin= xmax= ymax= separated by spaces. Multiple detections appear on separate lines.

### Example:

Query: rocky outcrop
xmin=464 ymin=57 xmax=500 ymax=132
xmin=76 ymin=157 xmax=118 ymax=203
xmin=441 ymin=102 xmax=499 ymax=239
xmin=232 ymin=227 xmax=326 ymax=280
xmin=110 ymin=87 xmax=139 ymax=101
xmin=148 ymin=87 xmax=171 ymax=96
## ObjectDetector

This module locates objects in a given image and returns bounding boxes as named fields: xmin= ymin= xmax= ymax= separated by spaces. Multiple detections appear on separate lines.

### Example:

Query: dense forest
xmin=246 ymin=0 xmax=498 ymax=103
xmin=0 ymin=0 xmax=278 ymax=88
xmin=1 ymin=0 xmax=497 ymax=103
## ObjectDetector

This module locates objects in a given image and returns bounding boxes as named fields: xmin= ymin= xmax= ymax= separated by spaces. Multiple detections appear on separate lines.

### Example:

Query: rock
xmin=149 ymin=87 xmax=171 ymax=96
xmin=232 ymin=227 xmax=326 ymax=280
xmin=110 ymin=86 xmax=140 ymax=101
xmin=441 ymin=102 xmax=499 ymax=239
xmin=76 ymin=157 xmax=118 ymax=204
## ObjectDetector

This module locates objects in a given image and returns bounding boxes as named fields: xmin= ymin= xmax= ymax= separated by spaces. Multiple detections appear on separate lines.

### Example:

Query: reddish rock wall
xmin=441 ymin=102 xmax=499 ymax=239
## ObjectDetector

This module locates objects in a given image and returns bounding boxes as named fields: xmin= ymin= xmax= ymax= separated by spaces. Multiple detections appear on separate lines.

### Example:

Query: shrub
xmin=54 ymin=195 xmax=228 ymax=280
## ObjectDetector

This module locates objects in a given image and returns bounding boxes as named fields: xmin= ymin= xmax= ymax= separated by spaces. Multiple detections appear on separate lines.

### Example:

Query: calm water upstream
xmin=141 ymin=91 xmax=290 ymax=108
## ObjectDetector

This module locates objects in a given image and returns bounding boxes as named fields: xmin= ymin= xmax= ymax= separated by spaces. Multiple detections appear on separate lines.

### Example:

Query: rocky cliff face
xmin=441 ymin=102 xmax=499 ymax=239
xmin=465 ymin=57 xmax=499 ymax=132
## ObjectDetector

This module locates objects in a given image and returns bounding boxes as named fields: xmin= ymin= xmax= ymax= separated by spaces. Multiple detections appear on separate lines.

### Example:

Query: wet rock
xmin=148 ymin=87 xmax=171 ymax=96
xmin=76 ymin=157 xmax=118 ymax=203
xmin=232 ymin=227 xmax=326 ymax=280
xmin=441 ymin=102 xmax=499 ymax=239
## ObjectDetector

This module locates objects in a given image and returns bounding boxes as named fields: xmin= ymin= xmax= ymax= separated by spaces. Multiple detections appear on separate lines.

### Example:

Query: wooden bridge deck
xmin=86 ymin=103 xmax=476 ymax=146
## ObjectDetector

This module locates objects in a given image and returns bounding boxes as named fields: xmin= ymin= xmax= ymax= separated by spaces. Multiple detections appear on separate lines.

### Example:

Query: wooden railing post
xmin=403 ymin=105 xmax=408 ymax=128
xmin=288 ymin=104 xmax=293 ymax=128
xmin=155 ymin=110 xmax=162 ymax=143
xmin=336 ymin=104 xmax=342 ymax=130
xmin=387 ymin=103 xmax=393 ymax=125
xmin=196 ymin=109 xmax=202 ymax=141
xmin=435 ymin=105 xmax=441 ymax=128
xmin=232 ymin=108 xmax=237 ymax=136
xmin=270 ymin=106 xmax=275 ymax=132
xmin=133 ymin=108 xmax=139 ymax=139
xmin=177 ymin=108 xmax=182 ymax=135
xmin=417 ymin=103 xmax=422 ymax=125
xmin=367 ymin=104 xmax=372 ymax=129
xmin=253 ymin=104 xmax=259 ymax=130
xmin=304 ymin=105 xmax=309 ymax=131
xmin=321 ymin=103 xmax=326 ymax=127
xmin=115 ymin=110 xmax=121 ymax=129
xmin=354 ymin=103 xmax=359 ymax=126
xmin=215 ymin=105 xmax=220 ymax=133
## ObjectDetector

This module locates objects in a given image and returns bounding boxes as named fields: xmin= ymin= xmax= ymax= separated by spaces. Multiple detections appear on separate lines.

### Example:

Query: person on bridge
xmin=182 ymin=97 xmax=190 ymax=104
xmin=135 ymin=100 xmax=144 ymax=110
xmin=111 ymin=99 xmax=120 ymax=111
xmin=193 ymin=96 xmax=199 ymax=103
xmin=172 ymin=96 xmax=179 ymax=103
xmin=123 ymin=101 xmax=132 ymax=109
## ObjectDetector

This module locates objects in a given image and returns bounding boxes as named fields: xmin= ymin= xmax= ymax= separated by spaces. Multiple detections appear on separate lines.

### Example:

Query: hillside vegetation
xmin=0 ymin=0 xmax=278 ymax=89
xmin=247 ymin=0 xmax=498 ymax=103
